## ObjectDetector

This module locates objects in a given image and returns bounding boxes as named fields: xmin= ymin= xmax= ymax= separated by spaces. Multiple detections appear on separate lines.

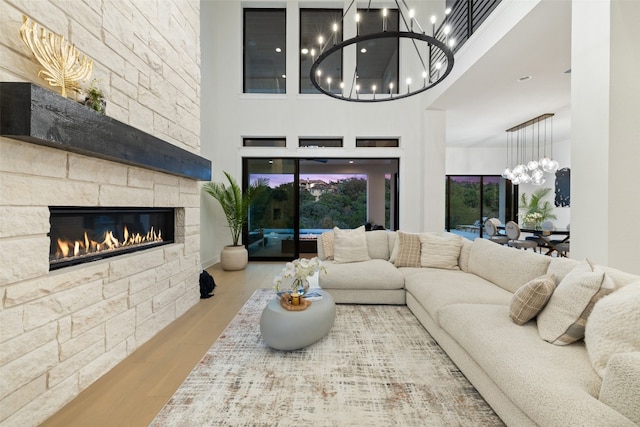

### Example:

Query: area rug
xmin=151 ymin=289 xmax=504 ymax=426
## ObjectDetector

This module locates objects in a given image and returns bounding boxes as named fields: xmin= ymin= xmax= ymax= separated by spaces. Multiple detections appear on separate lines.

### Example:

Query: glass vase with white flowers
xmin=273 ymin=257 xmax=326 ymax=296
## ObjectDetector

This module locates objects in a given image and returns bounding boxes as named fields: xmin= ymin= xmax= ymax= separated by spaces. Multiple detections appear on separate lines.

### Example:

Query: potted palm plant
xmin=203 ymin=171 xmax=267 ymax=271
xmin=519 ymin=187 xmax=557 ymax=229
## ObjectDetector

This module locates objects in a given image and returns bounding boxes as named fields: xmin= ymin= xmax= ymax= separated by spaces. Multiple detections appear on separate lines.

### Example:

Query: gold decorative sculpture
xmin=20 ymin=15 xmax=93 ymax=98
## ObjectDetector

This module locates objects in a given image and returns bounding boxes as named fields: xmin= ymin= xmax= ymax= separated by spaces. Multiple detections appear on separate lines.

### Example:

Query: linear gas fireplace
xmin=49 ymin=207 xmax=175 ymax=270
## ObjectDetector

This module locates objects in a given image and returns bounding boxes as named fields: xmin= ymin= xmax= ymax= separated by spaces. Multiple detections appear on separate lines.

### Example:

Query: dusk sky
xmin=250 ymin=174 xmax=367 ymax=188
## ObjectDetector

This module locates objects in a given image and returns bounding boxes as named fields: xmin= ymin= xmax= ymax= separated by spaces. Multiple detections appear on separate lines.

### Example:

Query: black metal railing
xmin=430 ymin=0 xmax=502 ymax=80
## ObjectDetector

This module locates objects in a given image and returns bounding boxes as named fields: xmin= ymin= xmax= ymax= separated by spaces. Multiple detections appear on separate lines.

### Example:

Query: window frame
xmin=243 ymin=8 xmax=287 ymax=94
xmin=356 ymin=138 xmax=399 ymax=148
xmin=299 ymin=8 xmax=344 ymax=95
xmin=299 ymin=138 xmax=344 ymax=148
xmin=243 ymin=137 xmax=287 ymax=148
xmin=355 ymin=8 xmax=400 ymax=95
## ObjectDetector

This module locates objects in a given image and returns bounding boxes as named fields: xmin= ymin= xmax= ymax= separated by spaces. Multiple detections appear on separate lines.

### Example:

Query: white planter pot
xmin=220 ymin=245 xmax=248 ymax=271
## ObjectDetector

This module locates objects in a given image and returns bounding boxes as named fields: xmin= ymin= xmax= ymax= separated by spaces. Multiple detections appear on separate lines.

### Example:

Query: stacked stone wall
xmin=0 ymin=1 xmax=201 ymax=425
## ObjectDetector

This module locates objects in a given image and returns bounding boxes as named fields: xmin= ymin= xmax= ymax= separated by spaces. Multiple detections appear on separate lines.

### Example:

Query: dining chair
xmin=541 ymin=221 xmax=554 ymax=233
xmin=531 ymin=220 xmax=556 ymax=253
xmin=505 ymin=221 xmax=538 ymax=251
xmin=484 ymin=218 xmax=509 ymax=245
xmin=551 ymin=223 xmax=570 ymax=257
xmin=554 ymin=241 xmax=570 ymax=257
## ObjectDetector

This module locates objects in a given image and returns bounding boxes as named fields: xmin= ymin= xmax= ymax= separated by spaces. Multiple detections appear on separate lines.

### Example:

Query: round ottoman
xmin=260 ymin=289 xmax=336 ymax=351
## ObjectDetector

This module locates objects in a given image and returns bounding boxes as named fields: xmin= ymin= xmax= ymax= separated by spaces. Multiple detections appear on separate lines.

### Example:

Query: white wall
xmin=200 ymin=0 xmax=446 ymax=266
xmin=570 ymin=0 xmax=640 ymax=272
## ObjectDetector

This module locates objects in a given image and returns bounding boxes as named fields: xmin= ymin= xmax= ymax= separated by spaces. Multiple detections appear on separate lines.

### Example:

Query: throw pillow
xmin=389 ymin=234 xmax=400 ymax=263
xmin=320 ymin=231 xmax=334 ymax=260
xmin=332 ymin=226 xmax=370 ymax=263
xmin=509 ymin=274 xmax=556 ymax=325
xmin=393 ymin=231 xmax=422 ymax=268
xmin=458 ymin=238 xmax=473 ymax=273
xmin=419 ymin=233 xmax=462 ymax=270
xmin=537 ymin=259 xmax=614 ymax=345
xmin=387 ymin=232 xmax=398 ymax=262
xmin=365 ymin=230 xmax=391 ymax=260
xmin=585 ymin=281 xmax=640 ymax=378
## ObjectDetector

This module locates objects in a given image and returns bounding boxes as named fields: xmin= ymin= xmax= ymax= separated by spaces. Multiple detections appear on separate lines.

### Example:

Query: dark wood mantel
xmin=0 ymin=82 xmax=211 ymax=181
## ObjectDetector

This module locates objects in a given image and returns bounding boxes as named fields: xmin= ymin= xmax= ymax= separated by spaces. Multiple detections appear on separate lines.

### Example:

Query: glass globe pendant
xmin=543 ymin=159 xmax=559 ymax=173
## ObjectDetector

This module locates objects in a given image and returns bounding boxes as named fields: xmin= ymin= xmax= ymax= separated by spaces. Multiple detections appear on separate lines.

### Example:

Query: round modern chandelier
xmin=309 ymin=1 xmax=455 ymax=102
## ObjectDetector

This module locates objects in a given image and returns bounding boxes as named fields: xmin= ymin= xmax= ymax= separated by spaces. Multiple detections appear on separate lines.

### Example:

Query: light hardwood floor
xmin=41 ymin=260 xmax=290 ymax=427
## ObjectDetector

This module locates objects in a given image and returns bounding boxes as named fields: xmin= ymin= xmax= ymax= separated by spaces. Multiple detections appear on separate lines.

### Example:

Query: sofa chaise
xmin=316 ymin=227 xmax=640 ymax=426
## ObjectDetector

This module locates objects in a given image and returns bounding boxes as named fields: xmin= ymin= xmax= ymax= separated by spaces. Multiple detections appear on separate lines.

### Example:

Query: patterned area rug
xmin=151 ymin=289 xmax=504 ymax=426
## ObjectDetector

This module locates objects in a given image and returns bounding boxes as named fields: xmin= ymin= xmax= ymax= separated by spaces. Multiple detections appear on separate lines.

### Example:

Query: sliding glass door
xmin=244 ymin=157 xmax=399 ymax=260
xmin=244 ymin=158 xmax=298 ymax=260
xmin=446 ymin=175 xmax=516 ymax=240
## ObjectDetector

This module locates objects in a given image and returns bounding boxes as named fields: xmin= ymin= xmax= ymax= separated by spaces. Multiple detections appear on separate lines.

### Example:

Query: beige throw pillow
xmin=458 ymin=238 xmax=473 ymax=273
xmin=333 ymin=226 xmax=370 ymax=263
xmin=393 ymin=231 xmax=422 ymax=268
xmin=419 ymin=233 xmax=462 ymax=270
xmin=320 ymin=231 xmax=334 ymax=260
xmin=389 ymin=234 xmax=400 ymax=263
xmin=509 ymin=274 xmax=556 ymax=325
xmin=585 ymin=281 xmax=640 ymax=377
xmin=537 ymin=259 xmax=614 ymax=345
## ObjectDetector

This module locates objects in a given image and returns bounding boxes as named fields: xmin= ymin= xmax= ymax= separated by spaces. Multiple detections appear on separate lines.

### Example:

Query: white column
xmin=422 ymin=109 xmax=447 ymax=231
xmin=570 ymin=0 xmax=640 ymax=272
xmin=367 ymin=171 xmax=386 ymax=227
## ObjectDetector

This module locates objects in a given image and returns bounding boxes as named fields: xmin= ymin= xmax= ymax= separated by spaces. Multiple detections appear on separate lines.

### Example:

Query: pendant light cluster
xmin=502 ymin=113 xmax=559 ymax=186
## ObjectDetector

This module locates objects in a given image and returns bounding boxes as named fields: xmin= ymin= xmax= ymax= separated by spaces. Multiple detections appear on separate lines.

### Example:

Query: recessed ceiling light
xmin=301 ymin=48 xmax=309 ymax=54
xmin=360 ymin=48 xmax=367 ymax=53
xmin=348 ymin=160 xmax=354 ymax=164
xmin=275 ymin=47 xmax=282 ymax=53
xmin=518 ymin=75 xmax=532 ymax=82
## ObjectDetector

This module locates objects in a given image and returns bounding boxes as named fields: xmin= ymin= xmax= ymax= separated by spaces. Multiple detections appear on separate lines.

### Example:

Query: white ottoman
xmin=260 ymin=289 xmax=336 ymax=351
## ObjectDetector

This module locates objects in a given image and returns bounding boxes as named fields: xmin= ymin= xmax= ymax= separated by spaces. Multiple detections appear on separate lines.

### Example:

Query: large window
xmin=300 ymin=9 xmax=343 ymax=94
xmin=445 ymin=175 xmax=516 ymax=239
xmin=244 ymin=158 xmax=399 ymax=260
xmin=245 ymin=159 xmax=297 ymax=260
xmin=299 ymin=173 xmax=368 ymax=230
xmin=356 ymin=138 xmax=399 ymax=147
xmin=243 ymin=9 xmax=286 ymax=94
xmin=356 ymin=8 xmax=399 ymax=95
xmin=299 ymin=138 xmax=343 ymax=148
xmin=243 ymin=138 xmax=286 ymax=147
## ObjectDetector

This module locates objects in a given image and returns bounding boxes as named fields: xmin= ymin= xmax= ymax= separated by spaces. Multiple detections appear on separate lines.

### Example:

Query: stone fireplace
xmin=0 ymin=83 xmax=210 ymax=426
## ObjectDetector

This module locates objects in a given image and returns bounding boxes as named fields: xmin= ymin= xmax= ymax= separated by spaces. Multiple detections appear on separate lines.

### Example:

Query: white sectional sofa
xmin=316 ymin=228 xmax=640 ymax=426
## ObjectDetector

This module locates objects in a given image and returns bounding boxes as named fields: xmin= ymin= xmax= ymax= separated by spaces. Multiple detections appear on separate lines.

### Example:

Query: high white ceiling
xmin=429 ymin=0 xmax=572 ymax=147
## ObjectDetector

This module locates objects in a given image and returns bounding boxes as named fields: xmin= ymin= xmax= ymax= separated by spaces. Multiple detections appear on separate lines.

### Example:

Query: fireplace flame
xmin=54 ymin=226 xmax=163 ymax=260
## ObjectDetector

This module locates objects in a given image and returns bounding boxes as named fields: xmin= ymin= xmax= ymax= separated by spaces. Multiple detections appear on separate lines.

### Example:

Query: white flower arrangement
xmin=520 ymin=212 xmax=543 ymax=225
xmin=273 ymin=257 xmax=326 ymax=293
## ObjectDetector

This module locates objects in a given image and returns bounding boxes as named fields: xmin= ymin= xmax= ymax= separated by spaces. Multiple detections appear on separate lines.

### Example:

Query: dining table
xmin=498 ymin=225 xmax=570 ymax=256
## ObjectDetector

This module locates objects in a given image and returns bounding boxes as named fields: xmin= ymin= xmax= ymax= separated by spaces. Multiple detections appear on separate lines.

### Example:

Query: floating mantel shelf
xmin=0 ymin=82 xmax=211 ymax=181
